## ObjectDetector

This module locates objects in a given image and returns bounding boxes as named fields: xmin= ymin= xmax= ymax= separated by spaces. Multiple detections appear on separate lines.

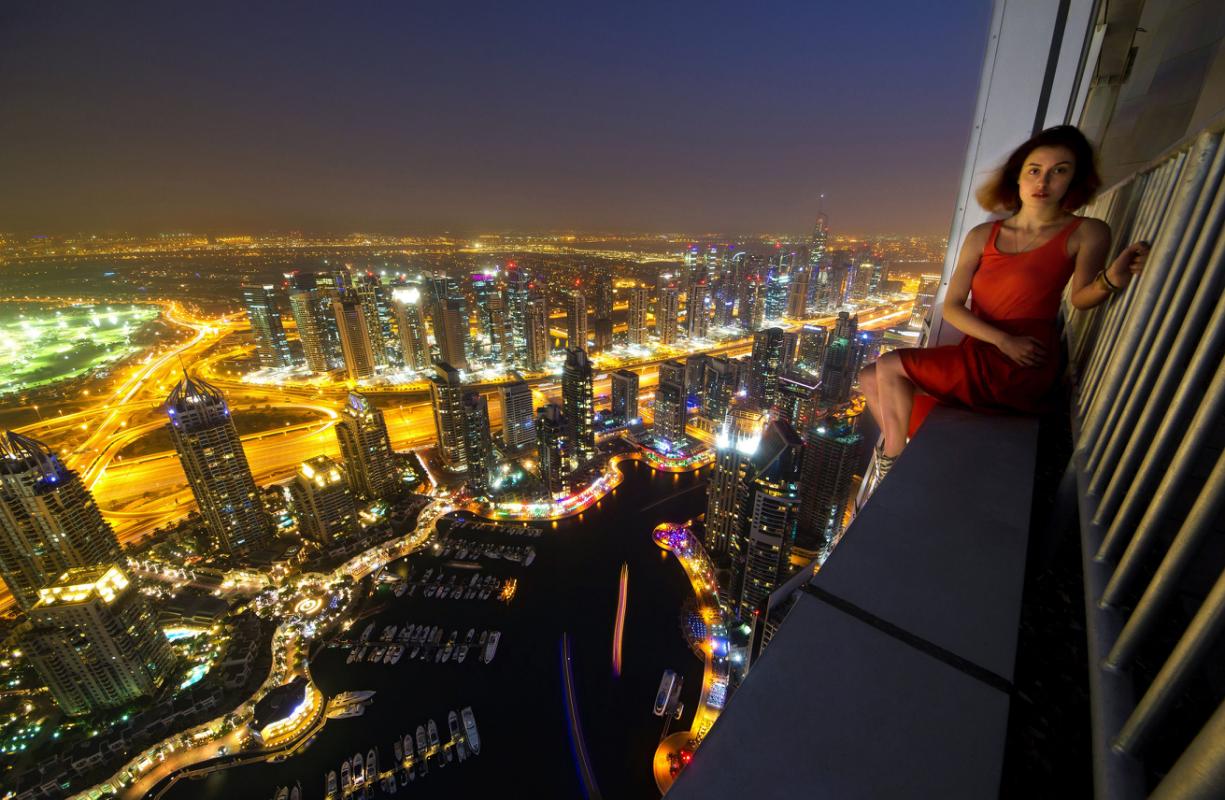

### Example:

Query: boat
xmin=352 ymin=753 xmax=364 ymax=787
xmin=365 ymin=748 xmax=377 ymax=798
xmin=340 ymin=761 xmax=351 ymax=795
xmin=355 ymin=645 xmax=368 ymax=661
xmin=479 ymin=630 xmax=488 ymax=647
xmin=409 ymin=644 xmax=420 ymax=659
xmin=524 ymin=548 xmax=536 ymax=566
xmin=360 ymin=622 xmax=375 ymax=641
xmin=387 ymin=645 xmax=403 ymax=664
xmin=403 ymin=733 xmax=415 ymax=782
xmin=452 ymin=587 xmax=463 ymax=599
xmin=327 ymin=701 xmax=370 ymax=720
xmin=483 ymin=631 xmax=501 ymax=663
xmin=326 ymin=770 xmax=338 ymax=800
xmin=456 ymin=736 xmax=468 ymax=762
xmin=448 ymin=710 xmax=461 ymax=748
xmin=394 ymin=737 xmax=403 ymax=769
xmin=369 ymin=646 xmax=385 ymax=663
xmin=462 ymin=707 xmax=481 ymax=755
xmin=415 ymin=726 xmax=428 ymax=775
xmin=654 ymin=669 xmax=677 ymax=716
xmin=437 ymin=643 xmax=449 ymax=663
xmin=428 ymin=719 xmax=442 ymax=766
xmin=273 ymin=788 xmax=288 ymax=800
xmin=331 ymin=690 xmax=375 ymax=705
xmin=393 ymin=582 xmax=407 ymax=597
xmin=346 ymin=647 xmax=358 ymax=664
xmin=290 ymin=784 xmax=301 ymax=800
xmin=457 ymin=644 xmax=469 ymax=663
xmin=382 ymin=625 xmax=397 ymax=641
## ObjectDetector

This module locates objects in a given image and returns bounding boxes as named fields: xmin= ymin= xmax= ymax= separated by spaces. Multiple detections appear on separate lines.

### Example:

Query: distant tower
xmin=288 ymin=287 xmax=332 ymax=374
xmin=567 ymin=290 xmax=588 ymax=352
xmin=748 ymin=327 xmax=786 ymax=410
xmin=591 ymin=317 xmax=613 ymax=353
xmin=353 ymin=272 xmax=391 ymax=367
xmin=504 ymin=264 xmax=532 ymax=365
xmin=289 ymin=455 xmax=357 ymax=543
xmin=429 ymin=362 xmax=468 ymax=472
xmin=611 ymin=369 xmax=639 ymax=423
xmin=335 ymin=391 xmax=398 ymax=500
xmin=242 ymin=284 xmax=295 ymax=369
xmin=499 ymin=380 xmax=536 ymax=451
xmin=461 ymin=391 xmax=494 ymax=495
xmin=166 ymin=376 xmax=271 ymax=554
xmin=687 ymin=281 xmax=709 ymax=339
xmin=525 ymin=298 xmax=550 ymax=371
xmin=786 ymin=267 xmax=810 ymax=319
xmin=653 ymin=379 xmax=686 ymax=445
xmin=0 ymin=432 xmax=124 ymax=611
xmin=562 ymin=348 xmax=595 ymax=469
xmin=820 ymin=312 xmax=861 ymax=405
xmin=535 ymin=404 xmax=569 ymax=497
xmin=391 ymin=287 xmax=431 ymax=371
xmin=659 ymin=359 xmax=686 ymax=398
xmin=333 ymin=297 xmax=377 ymax=380
xmin=796 ymin=418 xmax=862 ymax=559
xmin=797 ymin=324 xmax=828 ymax=376
xmin=432 ymin=297 xmax=470 ymax=371
xmin=810 ymin=206 xmax=829 ymax=265
xmin=657 ymin=286 xmax=680 ymax=346
xmin=704 ymin=403 xmax=766 ymax=556
xmin=910 ymin=275 xmax=941 ymax=330
xmin=627 ymin=286 xmax=650 ymax=345
xmin=700 ymin=356 xmax=734 ymax=423
xmin=22 ymin=565 xmax=175 ymax=716
xmin=776 ymin=373 xmax=821 ymax=434
xmin=593 ymin=264 xmax=614 ymax=319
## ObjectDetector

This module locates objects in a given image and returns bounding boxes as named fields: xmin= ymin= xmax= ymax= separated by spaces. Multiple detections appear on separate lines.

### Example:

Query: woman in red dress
xmin=859 ymin=125 xmax=1150 ymax=482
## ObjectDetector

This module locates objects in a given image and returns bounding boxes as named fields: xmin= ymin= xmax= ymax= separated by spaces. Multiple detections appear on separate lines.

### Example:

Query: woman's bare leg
xmin=875 ymin=351 xmax=916 ymax=458
xmin=858 ymin=362 xmax=885 ymax=445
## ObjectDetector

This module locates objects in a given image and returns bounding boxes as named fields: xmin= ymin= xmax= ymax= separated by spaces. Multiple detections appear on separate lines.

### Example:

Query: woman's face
xmin=1018 ymin=145 xmax=1076 ymax=211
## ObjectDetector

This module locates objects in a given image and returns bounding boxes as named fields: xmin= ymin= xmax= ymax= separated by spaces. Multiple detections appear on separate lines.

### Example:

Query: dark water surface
xmin=167 ymin=462 xmax=710 ymax=800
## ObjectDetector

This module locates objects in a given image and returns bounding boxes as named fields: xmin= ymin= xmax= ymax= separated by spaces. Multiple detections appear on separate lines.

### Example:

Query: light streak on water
xmin=560 ymin=633 xmax=603 ymax=800
xmin=612 ymin=562 xmax=628 ymax=678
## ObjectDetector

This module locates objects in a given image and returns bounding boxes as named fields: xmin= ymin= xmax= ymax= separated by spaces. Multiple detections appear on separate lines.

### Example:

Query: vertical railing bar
xmin=1105 ymin=444 xmax=1225 ymax=670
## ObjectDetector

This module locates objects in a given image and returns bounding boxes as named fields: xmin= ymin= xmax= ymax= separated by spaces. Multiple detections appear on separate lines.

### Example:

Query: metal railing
xmin=1064 ymin=124 xmax=1225 ymax=800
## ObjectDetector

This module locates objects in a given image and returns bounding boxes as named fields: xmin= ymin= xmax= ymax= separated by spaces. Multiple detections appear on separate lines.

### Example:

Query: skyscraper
xmin=786 ymin=267 xmax=811 ymax=319
xmin=472 ymin=271 xmax=508 ymax=362
xmin=505 ymin=264 xmax=532 ymax=364
xmin=591 ymin=317 xmax=612 ymax=353
xmin=429 ymin=362 xmax=467 ymax=472
xmin=910 ymin=274 xmax=941 ymax=330
xmin=22 ymin=565 xmax=175 ymax=716
xmin=611 ymin=369 xmax=639 ymax=423
xmin=796 ymin=418 xmax=862 ymax=558
xmin=0 ymin=432 xmax=124 ymax=611
xmin=432 ymin=297 xmax=470 ymax=372
xmin=657 ymin=286 xmax=680 ymax=345
xmin=685 ymin=354 xmax=710 ymax=409
xmin=289 ymin=455 xmax=357 ymax=543
xmin=167 ymin=376 xmax=271 ymax=554
xmin=525 ymin=298 xmax=550 ymax=371
xmin=535 ymin=404 xmax=569 ymax=497
xmin=333 ymin=297 xmax=377 ymax=381
xmin=654 ymin=379 xmax=686 ymax=445
xmin=593 ymin=264 xmax=614 ymax=319
xmin=567 ymin=290 xmax=588 ymax=352
xmin=797 ymin=324 xmax=828 ymax=376
xmin=700 ymin=356 xmax=734 ymax=423
xmin=335 ymin=391 xmax=398 ymax=500
xmin=735 ymin=420 xmax=805 ymax=619
xmin=562 ymin=348 xmax=595 ymax=469
xmin=821 ymin=312 xmax=861 ymax=405
xmin=499 ymin=380 xmax=536 ymax=451
xmin=776 ymin=373 xmax=821 ymax=433
xmin=687 ymin=281 xmax=709 ymax=339
xmin=288 ymin=288 xmax=332 ymax=374
xmin=627 ymin=286 xmax=650 ymax=346
xmin=704 ymin=403 xmax=766 ymax=556
xmin=461 ymin=391 xmax=494 ymax=495
xmin=391 ymin=287 xmax=431 ymax=372
xmin=354 ymin=272 xmax=391 ymax=367
xmin=658 ymin=359 xmax=686 ymax=395
xmin=242 ymin=284 xmax=295 ymax=369
xmin=748 ymin=327 xmax=786 ymax=410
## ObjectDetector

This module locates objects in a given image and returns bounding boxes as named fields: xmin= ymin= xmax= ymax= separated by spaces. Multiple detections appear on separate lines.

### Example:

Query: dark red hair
xmin=976 ymin=125 xmax=1101 ymax=213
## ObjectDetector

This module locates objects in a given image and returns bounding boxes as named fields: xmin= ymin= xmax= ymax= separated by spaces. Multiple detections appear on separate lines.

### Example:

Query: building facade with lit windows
xmin=288 ymin=455 xmax=357 ymax=543
xmin=535 ymin=403 xmax=569 ymax=497
xmin=166 ymin=376 xmax=271 ymax=554
xmin=704 ymin=403 xmax=765 ymax=557
xmin=461 ymin=391 xmax=494 ymax=495
xmin=241 ymin=283 xmax=295 ymax=369
xmin=748 ymin=327 xmax=786 ymax=410
xmin=525 ymin=298 xmax=550 ymax=371
xmin=335 ymin=391 xmax=398 ymax=500
xmin=432 ymin=296 xmax=470 ymax=371
xmin=567 ymin=290 xmax=588 ymax=353
xmin=500 ymin=380 xmax=536 ymax=450
xmin=333 ymin=297 xmax=376 ymax=380
xmin=611 ymin=369 xmax=639 ymax=424
xmin=561 ymin=348 xmax=595 ymax=468
xmin=22 ymin=565 xmax=175 ymax=716
xmin=657 ymin=286 xmax=680 ymax=345
xmin=0 ymin=431 xmax=124 ymax=611
xmin=288 ymin=287 xmax=333 ymax=373
xmin=654 ymin=379 xmax=687 ymax=445
xmin=795 ymin=418 xmax=861 ymax=559
xmin=627 ymin=286 xmax=650 ymax=345
xmin=391 ymin=287 xmax=431 ymax=371
xmin=429 ymin=361 xmax=468 ymax=472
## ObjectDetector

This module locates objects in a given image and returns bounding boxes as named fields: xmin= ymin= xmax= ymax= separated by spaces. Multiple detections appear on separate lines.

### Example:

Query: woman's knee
xmin=859 ymin=362 xmax=877 ymax=392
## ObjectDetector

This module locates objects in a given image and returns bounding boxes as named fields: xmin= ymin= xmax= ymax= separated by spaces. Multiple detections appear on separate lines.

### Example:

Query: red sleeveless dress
xmin=898 ymin=217 xmax=1083 ymax=416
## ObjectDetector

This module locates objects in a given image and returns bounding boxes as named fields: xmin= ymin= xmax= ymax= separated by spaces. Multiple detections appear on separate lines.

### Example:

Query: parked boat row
xmin=448 ymin=519 xmax=541 ymax=538
xmin=342 ymin=625 xmax=501 ymax=666
xmin=433 ymin=539 xmax=537 ymax=566
xmin=324 ymin=707 xmax=481 ymax=798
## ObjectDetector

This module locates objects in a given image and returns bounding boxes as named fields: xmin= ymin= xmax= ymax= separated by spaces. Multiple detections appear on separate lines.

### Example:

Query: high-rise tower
xmin=525 ymin=298 xmax=550 ymax=371
xmin=499 ymin=380 xmax=536 ymax=451
xmin=242 ymin=284 xmax=295 ymax=369
xmin=611 ymin=369 xmax=639 ymax=424
xmin=333 ymin=297 xmax=377 ymax=380
xmin=704 ymin=403 xmax=766 ymax=557
xmin=0 ymin=432 xmax=124 ymax=611
xmin=429 ymin=362 xmax=468 ymax=471
xmin=391 ymin=287 xmax=431 ymax=371
xmin=288 ymin=287 xmax=332 ymax=374
xmin=562 ymin=348 xmax=595 ymax=469
xmin=657 ymin=286 xmax=680 ymax=345
xmin=627 ymin=286 xmax=650 ymax=346
xmin=461 ymin=391 xmax=494 ymax=495
xmin=795 ymin=418 xmax=862 ymax=559
xmin=567 ymin=290 xmax=588 ymax=353
xmin=335 ymin=391 xmax=398 ymax=500
xmin=166 ymin=376 xmax=271 ymax=554
xmin=289 ymin=455 xmax=357 ymax=543
xmin=687 ymin=281 xmax=709 ymax=339
xmin=748 ymin=327 xmax=786 ymax=410
xmin=432 ymin=297 xmax=470 ymax=371
xmin=535 ymin=404 xmax=569 ymax=497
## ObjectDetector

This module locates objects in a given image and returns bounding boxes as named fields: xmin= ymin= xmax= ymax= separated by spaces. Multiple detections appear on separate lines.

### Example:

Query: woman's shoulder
xmin=1072 ymin=215 xmax=1111 ymax=241
xmin=964 ymin=220 xmax=998 ymax=246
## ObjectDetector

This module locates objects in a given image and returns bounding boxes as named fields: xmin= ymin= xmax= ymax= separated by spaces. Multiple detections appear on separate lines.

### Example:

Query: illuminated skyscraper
xmin=735 ymin=420 xmax=805 ymax=619
xmin=700 ymin=356 xmax=735 ymax=423
xmin=657 ymin=286 xmax=680 ymax=345
xmin=821 ymin=312 xmax=861 ymax=405
xmin=335 ymin=391 xmax=397 ymax=500
xmin=535 ymin=404 xmax=569 ymax=497
xmin=654 ymin=379 xmax=686 ymax=445
xmin=786 ymin=267 xmax=810 ymax=318
xmin=627 ymin=286 xmax=650 ymax=345
xmin=593 ymin=264 xmax=614 ymax=319
xmin=0 ymin=432 xmax=123 ymax=611
xmin=333 ymin=297 xmax=377 ymax=380
xmin=562 ymin=348 xmax=596 ymax=468
xmin=391 ymin=287 xmax=431 ymax=371
xmin=687 ymin=281 xmax=709 ymax=339
xmin=499 ymin=380 xmax=536 ymax=451
xmin=432 ymin=297 xmax=470 ymax=372
xmin=22 ymin=565 xmax=174 ymax=716
xmin=910 ymin=274 xmax=941 ymax=330
xmin=776 ymin=373 xmax=820 ymax=432
xmin=592 ymin=317 xmax=612 ymax=353
xmin=472 ymin=271 xmax=508 ymax=362
xmin=461 ymin=391 xmax=494 ymax=495
xmin=797 ymin=324 xmax=828 ymax=376
xmin=749 ymin=327 xmax=786 ymax=409
xmin=685 ymin=354 xmax=710 ymax=408
xmin=611 ymin=369 xmax=639 ymax=423
xmin=796 ymin=418 xmax=862 ymax=558
xmin=354 ymin=272 xmax=391 ymax=366
xmin=429 ymin=362 xmax=467 ymax=472
xmin=166 ymin=376 xmax=271 ymax=554
xmin=704 ymin=403 xmax=766 ymax=556
xmin=289 ymin=455 xmax=357 ymax=543
xmin=810 ymin=209 xmax=829 ymax=266
xmin=242 ymin=284 xmax=295 ymax=369
xmin=525 ymin=298 xmax=550 ymax=371
xmin=764 ymin=269 xmax=789 ymax=321
xmin=288 ymin=288 xmax=332 ymax=374
xmin=567 ymin=290 xmax=588 ymax=352
xmin=505 ymin=263 xmax=532 ymax=363
xmin=738 ymin=271 xmax=766 ymax=331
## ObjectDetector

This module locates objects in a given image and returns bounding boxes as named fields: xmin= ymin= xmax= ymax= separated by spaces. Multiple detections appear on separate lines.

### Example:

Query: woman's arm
xmin=1068 ymin=218 xmax=1149 ymax=309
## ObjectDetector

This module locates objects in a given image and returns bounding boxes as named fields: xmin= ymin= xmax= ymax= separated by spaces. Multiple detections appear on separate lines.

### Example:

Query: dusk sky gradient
xmin=0 ymin=1 xmax=993 ymax=236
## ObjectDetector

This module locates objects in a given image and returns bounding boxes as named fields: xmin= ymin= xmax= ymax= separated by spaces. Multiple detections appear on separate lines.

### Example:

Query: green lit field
xmin=0 ymin=303 xmax=160 ymax=395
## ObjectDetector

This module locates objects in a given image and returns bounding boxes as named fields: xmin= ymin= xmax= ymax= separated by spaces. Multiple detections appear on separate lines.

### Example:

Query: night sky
xmin=0 ymin=1 xmax=992 ymax=236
